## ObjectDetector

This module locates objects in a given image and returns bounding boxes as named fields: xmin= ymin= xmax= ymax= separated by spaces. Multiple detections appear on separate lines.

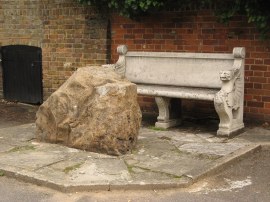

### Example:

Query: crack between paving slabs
xmin=32 ymin=159 xmax=68 ymax=172
xmin=123 ymin=160 xmax=182 ymax=179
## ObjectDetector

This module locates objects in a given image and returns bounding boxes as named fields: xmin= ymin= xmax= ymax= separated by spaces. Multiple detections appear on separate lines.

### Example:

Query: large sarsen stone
xmin=36 ymin=66 xmax=141 ymax=155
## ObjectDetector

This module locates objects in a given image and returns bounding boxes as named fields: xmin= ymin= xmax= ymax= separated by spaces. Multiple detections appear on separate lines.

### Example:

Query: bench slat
xmin=127 ymin=51 xmax=234 ymax=60
xmin=137 ymin=84 xmax=218 ymax=101
xmin=125 ymin=56 xmax=234 ymax=89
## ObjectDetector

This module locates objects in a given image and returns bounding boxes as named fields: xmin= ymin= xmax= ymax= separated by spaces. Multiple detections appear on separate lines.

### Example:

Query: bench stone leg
xmin=155 ymin=97 xmax=182 ymax=129
xmin=214 ymin=91 xmax=244 ymax=137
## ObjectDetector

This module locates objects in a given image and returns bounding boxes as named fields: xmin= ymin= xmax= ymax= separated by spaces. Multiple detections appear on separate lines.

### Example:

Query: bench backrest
xmin=118 ymin=47 xmax=245 ymax=89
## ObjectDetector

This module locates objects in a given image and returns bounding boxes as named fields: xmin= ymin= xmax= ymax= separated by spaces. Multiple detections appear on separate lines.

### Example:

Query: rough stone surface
xmin=36 ymin=66 xmax=141 ymax=155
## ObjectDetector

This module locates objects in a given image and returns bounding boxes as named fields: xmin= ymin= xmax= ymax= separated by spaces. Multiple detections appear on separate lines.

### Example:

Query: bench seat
xmin=137 ymin=84 xmax=218 ymax=101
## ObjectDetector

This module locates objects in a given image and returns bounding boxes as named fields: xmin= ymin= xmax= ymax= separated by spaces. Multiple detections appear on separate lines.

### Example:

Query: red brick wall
xmin=0 ymin=0 xmax=108 ymax=100
xmin=110 ymin=10 xmax=270 ymax=122
xmin=41 ymin=0 xmax=109 ymax=99
xmin=0 ymin=0 xmax=43 ymax=99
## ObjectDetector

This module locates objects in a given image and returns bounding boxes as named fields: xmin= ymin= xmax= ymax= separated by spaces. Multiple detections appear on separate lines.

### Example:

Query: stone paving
xmin=0 ymin=121 xmax=268 ymax=192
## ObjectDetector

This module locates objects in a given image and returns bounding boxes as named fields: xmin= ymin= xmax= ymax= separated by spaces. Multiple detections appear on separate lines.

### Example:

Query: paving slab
xmin=177 ymin=142 xmax=248 ymax=158
xmin=231 ymin=127 xmax=270 ymax=143
xmin=0 ymin=123 xmax=267 ymax=192
xmin=0 ymin=123 xmax=35 ymax=141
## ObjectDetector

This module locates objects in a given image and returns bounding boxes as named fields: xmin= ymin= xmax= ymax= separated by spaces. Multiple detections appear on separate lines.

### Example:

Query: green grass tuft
xmin=148 ymin=126 xmax=167 ymax=131
xmin=8 ymin=145 xmax=35 ymax=153
xmin=0 ymin=170 xmax=4 ymax=177
xmin=63 ymin=163 xmax=83 ymax=174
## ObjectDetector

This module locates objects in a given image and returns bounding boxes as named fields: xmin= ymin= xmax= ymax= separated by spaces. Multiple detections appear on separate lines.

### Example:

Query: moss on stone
xmin=63 ymin=163 xmax=83 ymax=174
xmin=148 ymin=126 xmax=167 ymax=131
xmin=8 ymin=145 xmax=35 ymax=153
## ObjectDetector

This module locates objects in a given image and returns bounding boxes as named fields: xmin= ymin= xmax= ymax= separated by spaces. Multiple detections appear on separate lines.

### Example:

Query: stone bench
xmin=103 ymin=45 xmax=245 ymax=137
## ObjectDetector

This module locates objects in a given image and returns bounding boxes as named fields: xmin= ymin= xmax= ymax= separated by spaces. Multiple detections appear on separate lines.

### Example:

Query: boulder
xmin=36 ymin=66 xmax=141 ymax=155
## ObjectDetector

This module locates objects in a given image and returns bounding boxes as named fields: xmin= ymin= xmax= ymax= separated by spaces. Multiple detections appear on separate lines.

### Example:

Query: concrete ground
xmin=0 ymin=100 xmax=269 ymax=201
xmin=0 ymin=149 xmax=269 ymax=202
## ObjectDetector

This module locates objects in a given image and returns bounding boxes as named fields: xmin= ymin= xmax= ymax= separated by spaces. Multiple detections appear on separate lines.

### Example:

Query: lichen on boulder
xmin=36 ymin=66 xmax=142 ymax=155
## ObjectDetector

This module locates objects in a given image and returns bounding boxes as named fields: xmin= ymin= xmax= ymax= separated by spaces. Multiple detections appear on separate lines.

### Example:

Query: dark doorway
xmin=1 ymin=45 xmax=43 ymax=104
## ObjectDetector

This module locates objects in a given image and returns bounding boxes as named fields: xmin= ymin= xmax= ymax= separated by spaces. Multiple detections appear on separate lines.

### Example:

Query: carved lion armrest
xmin=214 ymin=47 xmax=245 ymax=136
xmin=215 ymin=67 xmax=242 ymax=110
xmin=219 ymin=68 xmax=240 ymax=81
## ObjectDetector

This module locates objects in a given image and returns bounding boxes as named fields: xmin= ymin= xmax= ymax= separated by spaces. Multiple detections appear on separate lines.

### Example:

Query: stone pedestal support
xmin=155 ymin=97 xmax=182 ymax=129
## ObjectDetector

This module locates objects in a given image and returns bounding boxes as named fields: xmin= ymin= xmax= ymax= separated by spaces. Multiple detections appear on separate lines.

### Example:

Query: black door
xmin=1 ymin=45 xmax=43 ymax=104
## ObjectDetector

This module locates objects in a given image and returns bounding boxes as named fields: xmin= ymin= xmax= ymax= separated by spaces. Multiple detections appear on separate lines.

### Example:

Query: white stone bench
xmin=103 ymin=45 xmax=245 ymax=137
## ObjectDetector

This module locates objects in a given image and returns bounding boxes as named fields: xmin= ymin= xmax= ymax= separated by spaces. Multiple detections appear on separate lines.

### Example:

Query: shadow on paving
xmin=0 ymin=100 xmax=39 ymax=129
